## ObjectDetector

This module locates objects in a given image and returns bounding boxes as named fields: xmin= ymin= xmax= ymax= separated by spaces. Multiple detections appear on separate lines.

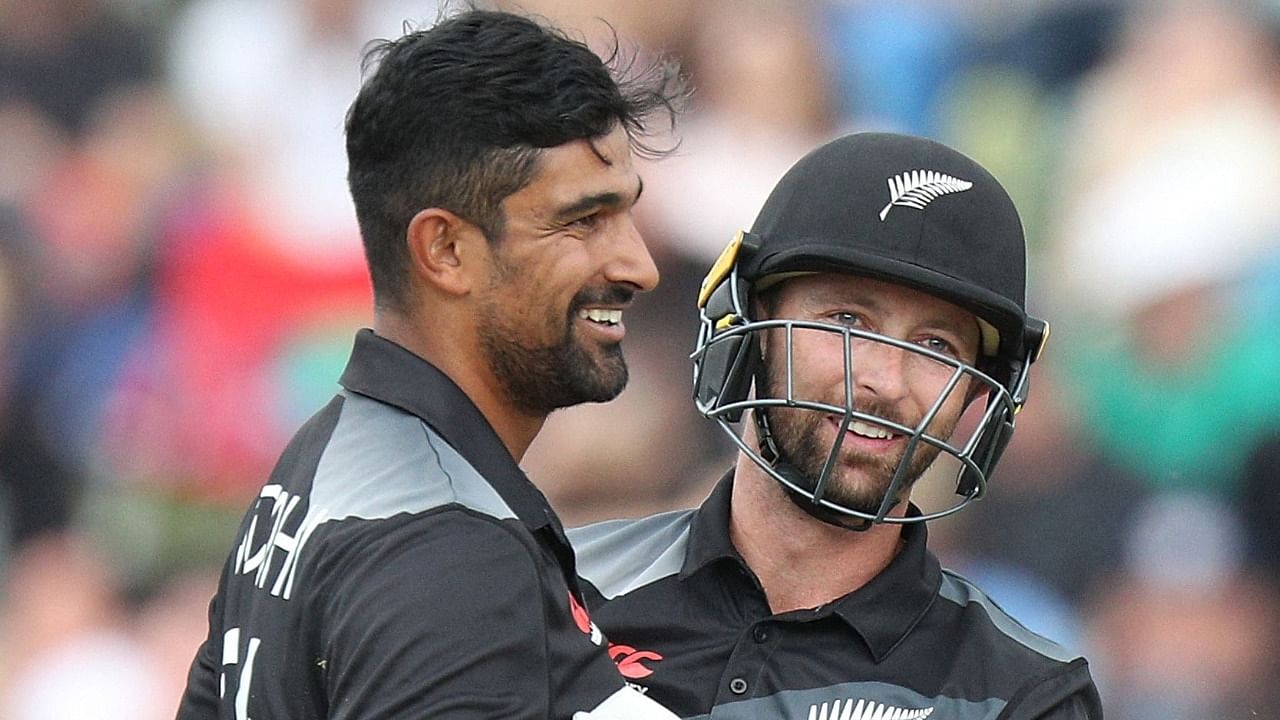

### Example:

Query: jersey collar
xmin=338 ymin=329 xmax=560 ymax=534
xmin=680 ymin=470 xmax=941 ymax=662
xmin=827 ymin=513 xmax=940 ymax=662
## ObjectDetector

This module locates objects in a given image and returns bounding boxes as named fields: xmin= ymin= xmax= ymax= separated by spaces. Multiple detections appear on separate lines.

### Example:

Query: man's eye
xmin=569 ymin=213 xmax=600 ymax=230
xmin=830 ymin=311 xmax=861 ymax=326
xmin=921 ymin=336 xmax=958 ymax=356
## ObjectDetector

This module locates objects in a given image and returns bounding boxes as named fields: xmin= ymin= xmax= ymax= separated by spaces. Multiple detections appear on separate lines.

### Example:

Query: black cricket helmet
xmin=692 ymin=132 xmax=1048 ymax=527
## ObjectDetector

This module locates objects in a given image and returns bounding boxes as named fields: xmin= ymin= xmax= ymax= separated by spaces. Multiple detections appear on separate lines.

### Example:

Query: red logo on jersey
xmin=608 ymin=643 xmax=664 ymax=679
xmin=568 ymin=593 xmax=604 ymax=646
xmin=568 ymin=593 xmax=592 ymax=634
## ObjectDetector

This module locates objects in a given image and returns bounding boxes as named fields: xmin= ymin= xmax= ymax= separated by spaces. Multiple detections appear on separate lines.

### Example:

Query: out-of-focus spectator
xmin=500 ymin=0 xmax=694 ymax=53
xmin=0 ymin=0 xmax=169 ymax=560
xmin=0 ymin=1 xmax=1276 ymax=717
xmin=935 ymin=365 xmax=1151 ymax=612
xmin=820 ymin=0 xmax=966 ymax=135
xmin=95 ymin=191 xmax=372 ymax=504
xmin=1047 ymin=0 xmax=1280 ymax=497
xmin=1084 ymin=494 xmax=1279 ymax=720
xmin=166 ymin=0 xmax=436 ymax=258
xmin=0 ymin=208 xmax=82 ymax=553
xmin=0 ymin=0 xmax=155 ymax=137
xmin=0 ymin=533 xmax=215 ymax=720
xmin=634 ymin=0 xmax=840 ymax=264
xmin=4 ymin=85 xmax=192 ymax=530
xmin=1239 ymin=431 xmax=1280 ymax=582
xmin=1053 ymin=2 xmax=1280 ymax=319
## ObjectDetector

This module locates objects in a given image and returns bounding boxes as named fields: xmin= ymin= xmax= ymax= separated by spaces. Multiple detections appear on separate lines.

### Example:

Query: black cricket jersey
xmin=569 ymin=475 xmax=1104 ymax=720
xmin=177 ymin=329 xmax=635 ymax=719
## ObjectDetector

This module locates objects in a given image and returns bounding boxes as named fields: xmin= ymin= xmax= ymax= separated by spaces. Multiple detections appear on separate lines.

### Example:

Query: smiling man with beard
xmin=570 ymin=133 xmax=1103 ymax=719
xmin=177 ymin=9 xmax=688 ymax=720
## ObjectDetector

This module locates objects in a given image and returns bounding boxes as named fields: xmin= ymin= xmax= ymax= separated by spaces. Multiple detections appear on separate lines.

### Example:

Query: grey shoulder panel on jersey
xmin=568 ymin=509 xmax=697 ymax=600
xmin=684 ymin=680 xmax=1005 ymax=720
xmin=938 ymin=569 xmax=1080 ymax=663
xmin=308 ymin=390 xmax=516 ymax=523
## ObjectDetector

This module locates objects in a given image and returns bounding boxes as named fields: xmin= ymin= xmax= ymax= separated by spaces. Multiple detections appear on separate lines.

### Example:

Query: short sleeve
xmin=1003 ymin=659 xmax=1103 ymax=720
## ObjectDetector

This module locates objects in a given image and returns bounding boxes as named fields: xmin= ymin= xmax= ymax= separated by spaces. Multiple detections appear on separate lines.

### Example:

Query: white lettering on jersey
xmin=221 ymin=627 xmax=261 ymax=720
xmin=573 ymin=686 xmax=680 ymax=719
xmin=232 ymin=485 xmax=328 ymax=600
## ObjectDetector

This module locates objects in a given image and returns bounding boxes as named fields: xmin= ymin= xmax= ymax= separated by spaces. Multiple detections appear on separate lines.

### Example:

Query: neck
xmin=729 ymin=456 xmax=905 ymax=614
xmin=374 ymin=310 xmax=544 ymax=460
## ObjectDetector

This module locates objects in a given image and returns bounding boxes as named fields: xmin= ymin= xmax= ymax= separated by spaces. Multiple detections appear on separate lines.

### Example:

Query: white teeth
xmin=578 ymin=308 xmax=622 ymax=325
xmin=850 ymin=421 xmax=893 ymax=439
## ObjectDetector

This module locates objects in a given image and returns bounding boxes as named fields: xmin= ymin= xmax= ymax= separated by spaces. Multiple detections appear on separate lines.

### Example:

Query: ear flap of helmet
xmin=693 ymin=232 xmax=761 ymax=422
xmin=693 ymin=319 xmax=758 ymax=422
xmin=955 ymin=316 xmax=1048 ymax=497
xmin=956 ymin=412 xmax=1013 ymax=499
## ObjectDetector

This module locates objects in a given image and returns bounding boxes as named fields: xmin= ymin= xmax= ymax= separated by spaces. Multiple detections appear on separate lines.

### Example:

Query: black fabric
xmin=176 ymin=330 xmax=625 ymax=719
xmin=577 ymin=473 xmax=1103 ymax=719
xmin=743 ymin=132 xmax=1033 ymax=361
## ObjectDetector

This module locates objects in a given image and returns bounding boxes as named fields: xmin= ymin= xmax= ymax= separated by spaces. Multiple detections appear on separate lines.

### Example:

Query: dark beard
xmin=760 ymin=363 xmax=951 ymax=516
xmin=478 ymin=281 xmax=634 ymax=416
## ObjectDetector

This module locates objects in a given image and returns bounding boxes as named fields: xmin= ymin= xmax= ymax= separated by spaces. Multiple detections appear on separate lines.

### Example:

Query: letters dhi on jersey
xmin=233 ymin=484 xmax=326 ymax=601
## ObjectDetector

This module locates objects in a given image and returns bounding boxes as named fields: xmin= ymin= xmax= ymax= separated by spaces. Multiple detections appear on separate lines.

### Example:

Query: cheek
xmin=536 ymin=253 xmax=594 ymax=304
xmin=917 ymin=376 xmax=971 ymax=427
xmin=763 ymin=337 xmax=822 ymax=398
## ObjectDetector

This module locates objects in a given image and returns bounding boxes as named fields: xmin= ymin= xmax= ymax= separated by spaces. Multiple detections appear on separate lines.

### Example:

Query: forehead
xmin=509 ymin=125 xmax=638 ymax=209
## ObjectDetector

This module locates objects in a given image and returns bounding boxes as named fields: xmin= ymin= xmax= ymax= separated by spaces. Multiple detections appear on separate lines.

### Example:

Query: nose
xmin=851 ymin=337 xmax=911 ymax=405
xmin=603 ymin=216 xmax=660 ymax=293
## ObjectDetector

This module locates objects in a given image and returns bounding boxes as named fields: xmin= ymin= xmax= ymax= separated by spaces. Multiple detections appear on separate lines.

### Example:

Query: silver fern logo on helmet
xmin=879 ymin=170 xmax=973 ymax=221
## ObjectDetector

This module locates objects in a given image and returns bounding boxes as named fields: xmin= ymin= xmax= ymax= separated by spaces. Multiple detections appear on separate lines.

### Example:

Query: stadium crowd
xmin=0 ymin=0 xmax=1278 ymax=717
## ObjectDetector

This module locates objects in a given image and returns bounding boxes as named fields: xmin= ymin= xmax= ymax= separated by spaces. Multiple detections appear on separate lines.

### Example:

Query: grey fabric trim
xmin=568 ymin=509 xmax=697 ymax=600
xmin=938 ymin=570 xmax=1079 ymax=663
xmin=309 ymin=391 xmax=516 ymax=522
xmin=684 ymin=680 xmax=1005 ymax=720
xmin=242 ymin=392 xmax=517 ymax=601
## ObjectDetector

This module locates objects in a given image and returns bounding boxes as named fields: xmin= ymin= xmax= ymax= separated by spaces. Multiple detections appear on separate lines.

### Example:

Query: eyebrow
xmin=815 ymin=290 xmax=978 ymax=343
xmin=552 ymin=177 xmax=644 ymax=221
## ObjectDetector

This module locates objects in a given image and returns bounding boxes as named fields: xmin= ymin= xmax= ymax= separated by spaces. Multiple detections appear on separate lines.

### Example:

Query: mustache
xmin=570 ymin=284 xmax=637 ymax=312
xmin=832 ymin=399 xmax=916 ymax=432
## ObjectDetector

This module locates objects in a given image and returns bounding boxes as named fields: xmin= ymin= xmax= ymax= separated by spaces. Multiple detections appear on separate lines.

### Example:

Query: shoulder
xmin=931 ymin=569 xmax=1103 ymax=717
xmin=308 ymin=390 xmax=517 ymax=523
xmin=313 ymin=511 xmax=553 ymax=671
xmin=568 ymin=508 xmax=697 ymax=600
xmin=283 ymin=390 xmax=541 ymax=598
xmin=935 ymin=568 xmax=1084 ymax=665
xmin=327 ymin=511 xmax=545 ymax=604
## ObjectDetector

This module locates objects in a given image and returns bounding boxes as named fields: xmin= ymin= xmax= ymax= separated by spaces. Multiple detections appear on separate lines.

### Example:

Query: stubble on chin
xmin=480 ymin=312 xmax=629 ymax=416
xmin=764 ymin=405 xmax=948 ymax=515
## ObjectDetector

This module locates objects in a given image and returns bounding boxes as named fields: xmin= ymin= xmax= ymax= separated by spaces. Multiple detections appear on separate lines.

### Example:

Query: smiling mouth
xmin=826 ymin=416 xmax=903 ymax=444
xmin=577 ymin=308 xmax=622 ymax=326
xmin=849 ymin=420 xmax=896 ymax=440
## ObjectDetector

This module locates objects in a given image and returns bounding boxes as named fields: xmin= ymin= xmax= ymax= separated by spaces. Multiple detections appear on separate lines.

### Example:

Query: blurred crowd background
xmin=1 ymin=0 xmax=1279 ymax=717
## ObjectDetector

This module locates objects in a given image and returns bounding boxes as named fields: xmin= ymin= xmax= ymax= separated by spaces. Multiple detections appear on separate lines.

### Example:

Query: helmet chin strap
xmin=753 ymin=409 xmax=876 ymax=533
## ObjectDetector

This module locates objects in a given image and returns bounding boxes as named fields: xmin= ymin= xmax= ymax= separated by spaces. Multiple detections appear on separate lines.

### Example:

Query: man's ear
xmin=405 ymin=208 xmax=487 ymax=296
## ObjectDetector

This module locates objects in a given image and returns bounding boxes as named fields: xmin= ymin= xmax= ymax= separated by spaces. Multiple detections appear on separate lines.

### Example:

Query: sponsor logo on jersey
xmin=568 ymin=592 xmax=605 ymax=646
xmin=568 ymin=593 xmax=664 ymax=679
xmin=879 ymin=170 xmax=973 ymax=221
xmin=808 ymin=697 xmax=934 ymax=720
xmin=608 ymin=643 xmax=664 ymax=680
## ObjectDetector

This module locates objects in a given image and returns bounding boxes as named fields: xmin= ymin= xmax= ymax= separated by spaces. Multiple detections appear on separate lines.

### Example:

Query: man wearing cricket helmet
xmin=572 ymin=132 xmax=1102 ymax=720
